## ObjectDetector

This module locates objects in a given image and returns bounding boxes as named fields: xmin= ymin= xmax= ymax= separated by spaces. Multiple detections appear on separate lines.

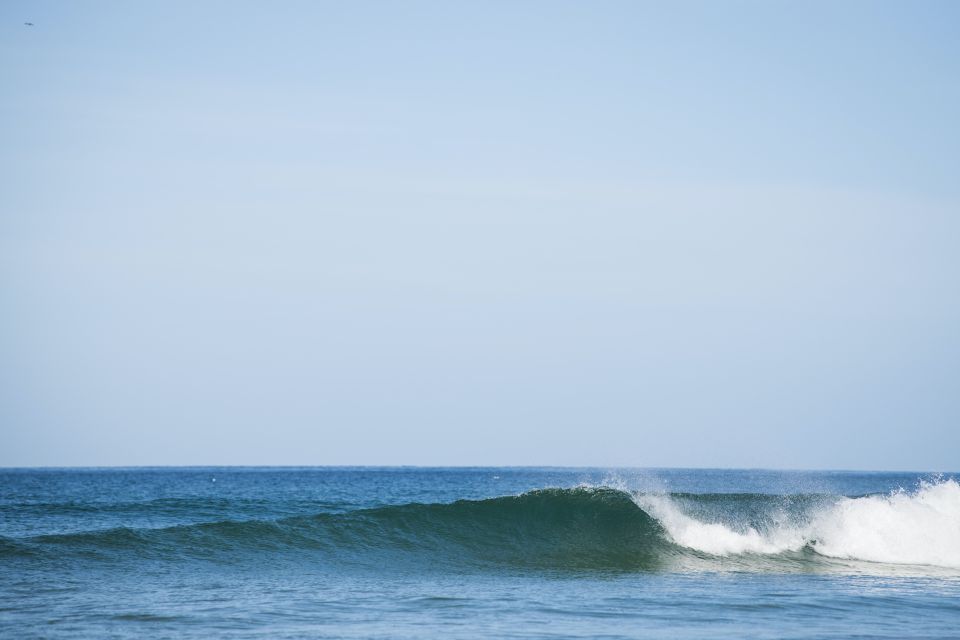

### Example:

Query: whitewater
xmin=634 ymin=478 xmax=960 ymax=569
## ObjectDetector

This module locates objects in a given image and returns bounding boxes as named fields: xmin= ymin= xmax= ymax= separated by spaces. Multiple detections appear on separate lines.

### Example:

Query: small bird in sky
xmin=24 ymin=22 xmax=34 ymax=26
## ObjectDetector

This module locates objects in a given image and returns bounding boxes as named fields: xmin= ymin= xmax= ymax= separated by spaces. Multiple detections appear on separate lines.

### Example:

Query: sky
xmin=1 ymin=1 xmax=958 ymax=469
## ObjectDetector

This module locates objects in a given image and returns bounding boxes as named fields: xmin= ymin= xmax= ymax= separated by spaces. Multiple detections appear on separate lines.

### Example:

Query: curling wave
xmin=5 ymin=481 xmax=959 ymax=573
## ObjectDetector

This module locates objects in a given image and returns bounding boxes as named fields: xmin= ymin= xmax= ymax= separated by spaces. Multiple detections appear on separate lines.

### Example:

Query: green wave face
xmin=8 ymin=488 xmax=671 ymax=572
xmin=350 ymin=487 xmax=671 ymax=570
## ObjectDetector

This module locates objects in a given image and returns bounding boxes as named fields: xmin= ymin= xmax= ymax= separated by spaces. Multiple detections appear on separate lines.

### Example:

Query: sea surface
xmin=1 ymin=467 xmax=959 ymax=638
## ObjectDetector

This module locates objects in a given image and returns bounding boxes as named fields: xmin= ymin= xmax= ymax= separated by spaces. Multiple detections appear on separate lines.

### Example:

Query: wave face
xmin=7 ymin=488 xmax=669 ymax=571
xmin=6 ymin=480 xmax=960 ymax=574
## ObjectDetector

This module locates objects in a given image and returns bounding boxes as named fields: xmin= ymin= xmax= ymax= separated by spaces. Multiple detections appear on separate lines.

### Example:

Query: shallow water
xmin=2 ymin=468 xmax=959 ymax=638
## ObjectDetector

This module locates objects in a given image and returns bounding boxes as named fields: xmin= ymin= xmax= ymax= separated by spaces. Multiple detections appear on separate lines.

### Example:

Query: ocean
xmin=1 ymin=467 xmax=958 ymax=638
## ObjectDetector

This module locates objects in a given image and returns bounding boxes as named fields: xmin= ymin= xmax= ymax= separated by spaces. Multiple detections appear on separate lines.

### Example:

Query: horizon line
xmin=1 ymin=464 xmax=954 ymax=475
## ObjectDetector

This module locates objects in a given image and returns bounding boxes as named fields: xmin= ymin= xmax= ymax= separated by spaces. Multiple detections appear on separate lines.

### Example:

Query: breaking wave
xmin=637 ymin=478 xmax=960 ymax=570
xmin=5 ymin=480 xmax=959 ymax=574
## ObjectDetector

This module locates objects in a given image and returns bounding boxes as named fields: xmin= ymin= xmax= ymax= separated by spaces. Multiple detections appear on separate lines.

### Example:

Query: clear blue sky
xmin=2 ymin=1 xmax=958 ymax=469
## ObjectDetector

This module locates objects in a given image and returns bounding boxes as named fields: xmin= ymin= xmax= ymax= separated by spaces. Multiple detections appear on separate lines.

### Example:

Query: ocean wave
xmin=6 ymin=481 xmax=959 ymax=573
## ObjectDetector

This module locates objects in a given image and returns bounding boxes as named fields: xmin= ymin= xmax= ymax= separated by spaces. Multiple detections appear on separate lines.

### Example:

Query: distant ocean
xmin=2 ymin=468 xmax=959 ymax=638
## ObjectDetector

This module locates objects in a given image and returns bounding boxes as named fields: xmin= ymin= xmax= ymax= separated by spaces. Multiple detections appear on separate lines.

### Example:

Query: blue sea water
xmin=1 ymin=467 xmax=959 ymax=638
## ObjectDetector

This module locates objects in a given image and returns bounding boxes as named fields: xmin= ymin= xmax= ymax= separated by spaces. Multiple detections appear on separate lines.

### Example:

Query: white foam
xmin=635 ymin=493 xmax=806 ymax=556
xmin=809 ymin=479 xmax=960 ymax=568
xmin=634 ymin=478 xmax=960 ymax=569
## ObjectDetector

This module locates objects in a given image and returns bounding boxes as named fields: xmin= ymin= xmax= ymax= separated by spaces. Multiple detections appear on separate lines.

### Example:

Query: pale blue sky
xmin=2 ymin=1 xmax=958 ymax=469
